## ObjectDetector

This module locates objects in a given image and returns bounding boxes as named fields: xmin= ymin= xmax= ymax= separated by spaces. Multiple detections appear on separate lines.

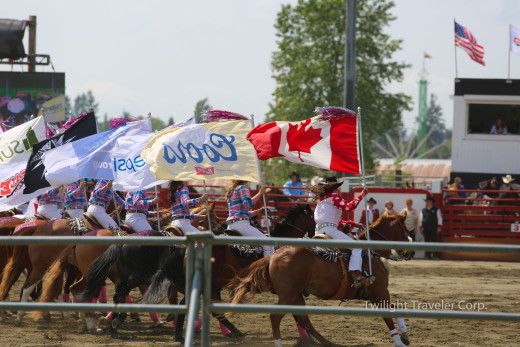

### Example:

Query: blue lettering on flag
xmin=162 ymin=133 xmax=237 ymax=164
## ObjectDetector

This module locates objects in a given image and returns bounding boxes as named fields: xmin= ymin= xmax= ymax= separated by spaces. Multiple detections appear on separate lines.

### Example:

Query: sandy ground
xmin=0 ymin=259 xmax=519 ymax=347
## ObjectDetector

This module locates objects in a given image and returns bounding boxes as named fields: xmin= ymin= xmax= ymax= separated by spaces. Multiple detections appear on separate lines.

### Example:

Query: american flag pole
xmin=508 ymin=25 xmax=511 ymax=80
xmin=454 ymin=19 xmax=459 ymax=78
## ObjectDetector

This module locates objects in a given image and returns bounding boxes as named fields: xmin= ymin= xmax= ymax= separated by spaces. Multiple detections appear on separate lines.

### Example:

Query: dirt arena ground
xmin=0 ymin=259 xmax=519 ymax=347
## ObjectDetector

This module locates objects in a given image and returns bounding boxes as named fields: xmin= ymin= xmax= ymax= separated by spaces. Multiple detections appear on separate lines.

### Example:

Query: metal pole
xmin=193 ymin=113 xmax=213 ymax=233
xmin=201 ymin=239 xmax=212 ymax=347
xmin=343 ymin=0 xmax=356 ymax=109
xmin=184 ymin=270 xmax=201 ymax=347
xmin=357 ymin=107 xmax=373 ymax=284
xmin=454 ymin=19 xmax=459 ymax=78
xmin=185 ymin=241 xmax=194 ymax=305
xmin=154 ymin=185 xmax=161 ymax=231
xmin=28 ymin=16 xmax=36 ymax=72
xmin=250 ymin=114 xmax=271 ymax=236
xmin=111 ymin=189 xmax=122 ymax=226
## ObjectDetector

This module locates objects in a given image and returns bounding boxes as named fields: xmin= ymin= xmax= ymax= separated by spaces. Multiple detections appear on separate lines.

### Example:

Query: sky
xmin=3 ymin=0 xmax=520 ymax=131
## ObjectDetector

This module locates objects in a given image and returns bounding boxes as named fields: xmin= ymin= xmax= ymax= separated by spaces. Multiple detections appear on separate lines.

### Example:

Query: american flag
xmin=455 ymin=21 xmax=485 ymax=66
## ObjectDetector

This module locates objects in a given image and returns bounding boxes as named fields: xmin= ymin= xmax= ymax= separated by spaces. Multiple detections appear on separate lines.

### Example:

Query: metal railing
xmin=0 ymin=234 xmax=519 ymax=347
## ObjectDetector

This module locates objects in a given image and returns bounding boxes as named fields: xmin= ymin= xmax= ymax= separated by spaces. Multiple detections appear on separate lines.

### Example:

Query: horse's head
xmin=191 ymin=202 xmax=220 ymax=231
xmin=365 ymin=212 xmax=414 ymax=260
xmin=271 ymin=204 xmax=315 ymax=238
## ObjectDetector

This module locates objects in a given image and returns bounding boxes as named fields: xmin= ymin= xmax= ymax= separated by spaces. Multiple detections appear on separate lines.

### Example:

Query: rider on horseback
xmin=169 ymin=181 xmax=208 ymax=233
xmin=308 ymin=179 xmax=367 ymax=288
xmin=86 ymin=179 xmax=125 ymax=230
xmin=125 ymin=189 xmax=160 ymax=232
xmin=225 ymin=180 xmax=273 ymax=258
xmin=38 ymin=186 xmax=65 ymax=219
xmin=64 ymin=180 xmax=87 ymax=218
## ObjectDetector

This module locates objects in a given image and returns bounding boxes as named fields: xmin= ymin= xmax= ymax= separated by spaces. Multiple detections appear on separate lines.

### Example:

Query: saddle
xmin=82 ymin=212 xmax=132 ymax=234
xmin=221 ymin=230 xmax=264 ymax=259
xmin=163 ymin=225 xmax=184 ymax=237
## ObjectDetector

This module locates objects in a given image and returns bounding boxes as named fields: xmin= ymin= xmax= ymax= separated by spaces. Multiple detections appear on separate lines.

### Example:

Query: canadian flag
xmin=247 ymin=108 xmax=360 ymax=174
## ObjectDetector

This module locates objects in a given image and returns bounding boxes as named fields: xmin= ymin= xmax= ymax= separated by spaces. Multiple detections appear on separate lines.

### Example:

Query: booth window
xmin=467 ymin=103 xmax=520 ymax=135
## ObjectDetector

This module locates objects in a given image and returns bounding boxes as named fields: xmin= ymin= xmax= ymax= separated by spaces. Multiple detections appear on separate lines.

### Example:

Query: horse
xmin=228 ymin=213 xmax=415 ymax=347
xmin=58 ymin=203 xmax=220 ymax=332
xmin=140 ymin=204 xmax=317 ymax=343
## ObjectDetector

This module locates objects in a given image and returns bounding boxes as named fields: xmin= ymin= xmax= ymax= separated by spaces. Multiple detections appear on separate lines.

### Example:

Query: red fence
xmin=441 ymin=189 xmax=520 ymax=261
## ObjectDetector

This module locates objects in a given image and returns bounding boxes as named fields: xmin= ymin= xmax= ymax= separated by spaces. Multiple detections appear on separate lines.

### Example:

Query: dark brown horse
xmin=228 ymin=213 xmax=414 ymax=347
xmin=140 ymin=204 xmax=317 ymax=343
xmin=32 ymin=204 xmax=218 ymax=332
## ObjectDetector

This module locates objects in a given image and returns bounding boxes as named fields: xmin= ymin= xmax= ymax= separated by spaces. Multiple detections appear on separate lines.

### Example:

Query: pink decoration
xmin=109 ymin=117 xmax=138 ymax=129
xmin=315 ymin=106 xmax=356 ymax=120
xmin=201 ymin=110 xmax=249 ymax=123
xmin=60 ymin=112 xmax=88 ymax=131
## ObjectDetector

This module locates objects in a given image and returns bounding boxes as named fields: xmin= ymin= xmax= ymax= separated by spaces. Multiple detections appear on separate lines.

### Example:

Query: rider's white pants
xmin=227 ymin=220 xmax=274 ymax=258
xmin=126 ymin=212 xmax=153 ymax=232
xmin=171 ymin=218 xmax=199 ymax=234
xmin=65 ymin=208 xmax=85 ymax=219
xmin=87 ymin=205 xmax=119 ymax=230
xmin=37 ymin=204 xmax=62 ymax=219
xmin=321 ymin=226 xmax=362 ymax=272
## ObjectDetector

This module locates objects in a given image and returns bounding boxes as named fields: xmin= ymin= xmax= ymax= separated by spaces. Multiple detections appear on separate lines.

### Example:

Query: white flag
xmin=0 ymin=116 xmax=46 ymax=165
xmin=510 ymin=24 xmax=520 ymax=56
xmin=111 ymin=132 xmax=168 ymax=192
xmin=0 ymin=161 xmax=48 ymax=210
xmin=42 ymin=120 xmax=152 ymax=186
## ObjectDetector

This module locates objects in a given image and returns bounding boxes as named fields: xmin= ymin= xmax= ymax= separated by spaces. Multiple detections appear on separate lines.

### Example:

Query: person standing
xmin=125 ymin=190 xmax=160 ymax=232
xmin=382 ymin=200 xmax=397 ymax=217
xmin=419 ymin=196 xmax=443 ymax=259
xmin=64 ymin=180 xmax=88 ymax=219
xmin=169 ymin=181 xmax=208 ymax=234
xmin=359 ymin=197 xmax=380 ymax=226
xmin=38 ymin=186 xmax=64 ymax=219
xmin=309 ymin=181 xmax=367 ymax=288
xmin=225 ymin=180 xmax=272 ymax=257
xmin=283 ymin=172 xmax=304 ymax=197
xmin=400 ymin=198 xmax=419 ymax=241
xmin=445 ymin=177 xmax=466 ymax=204
xmin=86 ymin=179 xmax=125 ymax=230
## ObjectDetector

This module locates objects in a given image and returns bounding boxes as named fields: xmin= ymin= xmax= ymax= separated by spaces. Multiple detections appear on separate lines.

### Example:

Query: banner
xmin=247 ymin=111 xmax=360 ymax=174
xmin=0 ymin=116 xmax=46 ymax=165
xmin=37 ymin=95 xmax=66 ymax=122
xmin=42 ymin=119 xmax=152 ymax=186
xmin=23 ymin=112 xmax=98 ymax=194
xmin=0 ymin=161 xmax=49 ymax=211
xmin=510 ymin=24 xmax=520 ymax=56
xmin=142 ymin=120 xmax=260 ymax=182
xmin=111 ymin=132 xmax=168 ymax=192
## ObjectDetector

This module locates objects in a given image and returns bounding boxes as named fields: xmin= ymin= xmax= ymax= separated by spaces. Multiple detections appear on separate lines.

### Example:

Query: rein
xmin=271 ymin=213 xmax=312 ymax=238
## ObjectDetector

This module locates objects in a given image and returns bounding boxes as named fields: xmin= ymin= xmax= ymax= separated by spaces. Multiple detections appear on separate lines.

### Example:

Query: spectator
xmin=478 ymin=176 xmax=500 ymax=199
xmin=498 ymin=175 xmax=520 ymax=200
xmin=359 ymin=197 xmax=380 ymax=226
xmin=490 ymin=118 xmax=508 ymax=134
xmin=283 ymin=172 xmax=304 ymax=197
xmin=400 ymin=198 xmax=419 ymax=240
xmin=382 ymin=200 xmax=397 ymax=217
xmin=419 ymin=196 xmax=442 ymax=259
xmin=445 ymin=177 xmax=466 ymax=204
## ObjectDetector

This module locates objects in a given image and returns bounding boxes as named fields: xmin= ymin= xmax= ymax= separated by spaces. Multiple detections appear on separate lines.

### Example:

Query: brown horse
xmin=30 ymin=204 xmax=218 ymax=331
xmin=140 ymin=204 xmax=317 ymax=343
xmin=228 ymin=213 xmax=414 ymax=347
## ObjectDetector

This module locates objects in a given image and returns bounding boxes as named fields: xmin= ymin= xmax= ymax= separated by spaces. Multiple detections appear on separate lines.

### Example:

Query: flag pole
xmin=111 ymin=188 xmax=122 ymax=226
xmin=357 ymin=107 xmax=373 ymax=284
xmin=193 ymin=112 xmax=213 ymax=233
xmin=508 ymin=25 xmax=511 ymax=80
xmin=454 ymin=19 xmax=459 ymax=78
xmin=250 ymin=114 xmax=271 ymax=237
xmin=148 ymin=112 xmax=162 ymax=232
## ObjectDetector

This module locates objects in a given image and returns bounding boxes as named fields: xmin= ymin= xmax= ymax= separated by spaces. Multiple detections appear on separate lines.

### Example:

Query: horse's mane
xmin=357 ymin=213 xmax=405 ymax=240
xmin=271 ymin=204 xmax=312 ymax=237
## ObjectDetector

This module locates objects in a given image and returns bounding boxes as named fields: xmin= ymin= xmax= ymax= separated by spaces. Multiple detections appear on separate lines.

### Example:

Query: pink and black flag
xmin=247 ymin=107 xmax=360 ymax=174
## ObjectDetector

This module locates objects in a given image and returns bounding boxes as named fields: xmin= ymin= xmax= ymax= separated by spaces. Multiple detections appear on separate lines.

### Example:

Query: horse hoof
xmin=400 ymin=332 xmax=410 ymax=346
xmin=130 ymin=312 xmax=141 ymax=322
xmin=175 ymin=337 xmax=185 ymax=344
xmin=165 ymin=313 xmax=175 ymax=322
xmin=111 ymin=318 xmax=120 ymax=330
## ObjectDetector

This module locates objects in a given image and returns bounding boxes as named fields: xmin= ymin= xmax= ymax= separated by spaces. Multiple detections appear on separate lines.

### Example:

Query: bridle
xmin=269 ymin=207 xmax=315 ymax=238
xmin=358 ymin=217 xmax=412 ymax=260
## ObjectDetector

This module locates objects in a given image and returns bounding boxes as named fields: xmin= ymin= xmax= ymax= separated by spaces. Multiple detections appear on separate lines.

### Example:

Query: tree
xmin=168 ymin=117 xmax=175 ymax=126
xmin=425 ymin=93 xmax=451 ymax=158
xmin=65 ymin=95 xmax=72 ymax=116
xmin=269 ymin=0 xmax=411 ymax=173
xmin=73 ymin=90 xmax=99 ymax=117
xmin=194 ymin=98 xmax=212 ymax=123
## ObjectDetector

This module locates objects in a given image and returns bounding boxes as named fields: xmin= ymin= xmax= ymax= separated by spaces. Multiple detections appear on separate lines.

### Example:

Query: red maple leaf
xmin=286 ymin=119 xmax=323 ymax=162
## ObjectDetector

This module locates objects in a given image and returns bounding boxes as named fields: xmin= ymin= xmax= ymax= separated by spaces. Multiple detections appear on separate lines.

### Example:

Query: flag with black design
xmin=23 ymin=112 xmax=97 ymax=194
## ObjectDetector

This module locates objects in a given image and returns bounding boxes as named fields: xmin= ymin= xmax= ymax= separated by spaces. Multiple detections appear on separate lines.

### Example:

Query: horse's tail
xmin=140 ymin=247 xmax=186 ymax=304
xmin=227 ymin=255 xmax=272 ymax=305
xmin=75 ymin=244 xmax=122 ymax=302
xmin=28 ymin=246 xmax=73 ymax=320
xmin=0 ymin=226 xmax=36 ymax=300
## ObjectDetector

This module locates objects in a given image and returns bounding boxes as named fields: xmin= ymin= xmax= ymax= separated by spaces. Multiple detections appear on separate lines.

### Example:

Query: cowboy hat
xmin=289 ymin=171 xmax=300 ymax=178
xmin=324 ymin=176 xmax=337 ymax=183
xmin=502 ymin=174 xmax=515 ymax=184
xmin=367 ymin=197 xmax=377 ymax=204
xmin=424 ymin=196 xmax=435 ymax=202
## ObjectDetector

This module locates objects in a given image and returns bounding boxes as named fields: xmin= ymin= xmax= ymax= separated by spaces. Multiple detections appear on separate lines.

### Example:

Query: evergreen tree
xmin=168 ymin=116 xmax=175 ymax=126
xmin=194 ymin=98 xmax=212 ymax=123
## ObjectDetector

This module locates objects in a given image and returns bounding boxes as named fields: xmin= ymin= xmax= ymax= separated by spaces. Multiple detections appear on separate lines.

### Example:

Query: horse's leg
xmin=174 ymin=296 xmax=186 ymax=344
xmin=110 ymin=276 xmax=142 ymax=334
xmin=15 ymin=280 xmax=40 ymax=324
xmin=15 ymin=264 xmax=47 ymax=324
xmin=166 ymin=286 xmax=178 ymax=324
xmin=211 ymin=290 xmax=243 ymax=338
xmin=70 ymin=276 xmax=102 ymax=333
xmin=389 ymin=303 xmax=410 ymax=346
xmin=292 ymin=314 xmax=309 ymax=339
xmin=291 ymin=295 xmax=333 ymax=347
xmin=371 ymin=294 xmax=407 ymax=347
xmin=138 ymin=285 xmax=160 ymax=325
